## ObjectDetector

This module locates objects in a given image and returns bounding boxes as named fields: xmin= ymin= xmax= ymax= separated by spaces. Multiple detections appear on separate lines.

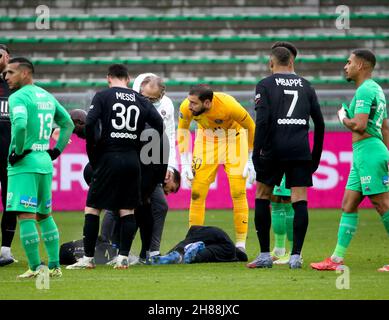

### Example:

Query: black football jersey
xmin=253 ymin=73 xmax=324 ymax=161
xmin=0 ymin=75 xmax=11 ymax=162
xmin=85 ymin=86 xmax=164 ymax=154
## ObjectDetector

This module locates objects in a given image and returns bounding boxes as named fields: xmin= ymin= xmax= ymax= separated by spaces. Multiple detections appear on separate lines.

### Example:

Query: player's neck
xmin=272 ymin=66 xmax=294 ymax=74
xmin=109 ymin=79 xmax=128 ymax=88
xmin=355 ymin=72 xmax=372 ymax=88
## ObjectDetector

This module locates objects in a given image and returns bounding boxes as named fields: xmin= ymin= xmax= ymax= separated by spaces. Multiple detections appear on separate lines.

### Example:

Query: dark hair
xmin=189 ymin=84 xmax=213 ymax=102
xmin=8 ymin=57 xmax=34 ymax=73
xmin=352 ymin=49 xmax=376 ymax=69
xmin=172 ymin=168 xmax=181 ymax=193
xmin=271 ymin=41 xmax=297 ymax=58
xmin=271 ymin=47 xmax=292 ymax=66
xmin=107 ymin=64 xmax=129 ymax=79
xmin=0 ymin=44 xmax=10 ymax=54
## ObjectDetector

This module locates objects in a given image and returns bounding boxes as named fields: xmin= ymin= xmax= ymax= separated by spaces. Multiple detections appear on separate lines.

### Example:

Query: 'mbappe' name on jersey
xmin=116 ymin=92 xmax=136 ymax=102
xmin=275 ymin=78 xmax=303 ymax=87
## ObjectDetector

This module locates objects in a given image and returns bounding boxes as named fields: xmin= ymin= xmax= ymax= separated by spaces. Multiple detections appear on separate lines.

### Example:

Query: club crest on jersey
xmin=161 ymin=109 xmax=166 ymax=116
xmin=255 ymin=93 xmax=261 ymax=104
xmin=215 ymin=119 xmax=223 ymax=124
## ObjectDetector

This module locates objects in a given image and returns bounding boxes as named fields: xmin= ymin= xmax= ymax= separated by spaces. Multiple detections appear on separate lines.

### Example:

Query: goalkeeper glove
xmin=180 ymin=152 xmax=194 ymax=187
xmin=243 ymin=151 xmax=256 ymax=185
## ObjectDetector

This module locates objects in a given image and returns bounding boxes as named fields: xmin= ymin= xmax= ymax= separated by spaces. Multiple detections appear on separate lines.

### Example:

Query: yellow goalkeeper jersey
xmin=178 ymin=92 xmax=255 ymax=153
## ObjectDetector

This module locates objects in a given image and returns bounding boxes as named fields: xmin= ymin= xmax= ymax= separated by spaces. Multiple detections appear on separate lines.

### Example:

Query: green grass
xmin=1 ymin=209 xmax=389 ymax=300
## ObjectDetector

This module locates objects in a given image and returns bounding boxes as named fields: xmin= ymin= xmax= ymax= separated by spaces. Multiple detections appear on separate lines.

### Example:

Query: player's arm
xmin=52 ymin=100 xmax=74 ymax=154
xmin=177 ymin=99 xmax=194 ymax=185
xmin=85 ymin=93 xmax=103 ymax=166
xmin=340 ymin=85 xmax=373 ymax=134
xmin=164 ymin=98 xmax=178 ymax=172
xmin=9 ymin=94 xmax=28 ymax=155
xmin=177 ymin=99 xmax=193 ymax=155
xmin=381 ymin=118 xmax=389 ymax=149
xmin=229 ymin=97 xmax=255 ymax=152
xmin=309 ymin=87 xmax=325 ymax=173
xmin=253 ymin=84 xmax=270 ymax=170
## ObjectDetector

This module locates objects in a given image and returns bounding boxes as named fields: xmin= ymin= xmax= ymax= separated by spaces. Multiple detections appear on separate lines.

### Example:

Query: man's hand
xmin=243 ymin=151 xmax=256 ymax=184
xmin=8 ymin=149 xmax=32 ymax=166
xmin=180 ymin=152 xmax=194 ymax=187
xmin=47 ymin=148 xmax=61 ymax=161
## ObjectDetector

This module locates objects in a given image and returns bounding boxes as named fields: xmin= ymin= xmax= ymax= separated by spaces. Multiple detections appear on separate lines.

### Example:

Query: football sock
xmin=231 ymin=177 xmax=249 ymax=246
xmin=38 ymin=216 xmax=60 ymax=269
xmin=291 ymin=201 xmax=308 ymax=256
xmin=189 ymin=181 xmax=209 ymax=227
xmin=285 ymin=203 xmax=295 ymax=250
xmin=135 ymin=203 xmax=153 ymax=259
xmin=83 ymin=214 xmax=100 ymax=258
xmin=19 ymin=219 xmax=41 ymax=271
xmin=1 ymin=211 xmax=17 ymax=248
xmin=332 ymin=212 xmax=358 ymax=259
xmin=381 ymin=211 xmax=389 ymax=235
xmin=255 ymin=199 xmax=271 ymax=253
xmin=119 ymin=214 xmax=137 ymax=256
xmin=271 ymin=202 xmax=286 ymax=249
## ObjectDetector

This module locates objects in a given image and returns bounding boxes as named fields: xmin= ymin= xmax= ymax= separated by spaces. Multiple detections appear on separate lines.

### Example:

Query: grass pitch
xmin=1 ymin=209 xmax=389 ymax=300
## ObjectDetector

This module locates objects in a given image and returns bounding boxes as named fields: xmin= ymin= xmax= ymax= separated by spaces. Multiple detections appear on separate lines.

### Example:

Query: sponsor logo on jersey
xmin=20 ymin=196 xmax=38 ymax=208
xmin=382 ymin=175 xmax=389 ymax=186
xmin=277 ymin=118 xmax=307 ymax=125
xmin=356 ymin=100 xmax=365 ymax=108
xmin=215 ymin=119 xmax=223 ymax=124
xmin=32 ymin=143 xmax=50 ymax=151
xmin=35 ymin=92 xmax=46 ymax=98
xmin=7 ymin=192 xmax=13 ymax=202
xmin=361 ymin=176 xmax=371 ymax=184
xmin=110 ymin=132 xmax=137 ymax=139
xmin=254 ymin=93 xmax=261 ymax=104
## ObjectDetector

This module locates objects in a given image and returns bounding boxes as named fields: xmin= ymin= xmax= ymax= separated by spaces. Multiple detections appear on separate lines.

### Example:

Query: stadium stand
xmin=0 ymin=0 xmax=388 ymax=129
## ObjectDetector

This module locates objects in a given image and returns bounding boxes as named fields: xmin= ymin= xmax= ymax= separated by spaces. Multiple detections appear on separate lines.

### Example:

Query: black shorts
xmin=255 ymin=158 xmax=313 ymax=188
xmin=86 ymin=150 xmax=141 ymax=210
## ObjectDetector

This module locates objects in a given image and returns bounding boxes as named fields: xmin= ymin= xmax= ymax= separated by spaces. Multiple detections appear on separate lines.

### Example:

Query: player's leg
xmin=311 ymin=159 xmax=364 ymax=270
xmin=270 ymin=175 xmax=292 ymax=263
xmin=225 ymin=131 xmax=249 ymax=249
xmin=36 ymin=173 xmax=62 ymax=277
xmin=136 ymin=202 xmax=154 ymax=263
xmin=0 ymin=162 xmax=18 ymax=266
xmin=115 ymin=209 xmax=137 ymax=269
xmin=149 ymin=185 xmax=169 ymax=256
xmin=7 ymin=173 xmax=42 ymax=277
xmin=287 ymin=160 xmax=314 ymax=269
xmin=189 ymin=138 xmax=219 ymax=227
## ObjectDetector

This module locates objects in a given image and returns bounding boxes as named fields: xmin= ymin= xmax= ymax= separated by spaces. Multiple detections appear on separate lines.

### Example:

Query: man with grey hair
xmin=131 ymin=73 xmax=177 ymax=261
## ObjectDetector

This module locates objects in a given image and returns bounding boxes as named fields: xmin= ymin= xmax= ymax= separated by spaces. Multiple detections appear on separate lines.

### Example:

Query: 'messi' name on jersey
xmin=116 ymin=92 xmax=136 ymax=102
xmin=275 ymin=78 xmax=303 ymax=87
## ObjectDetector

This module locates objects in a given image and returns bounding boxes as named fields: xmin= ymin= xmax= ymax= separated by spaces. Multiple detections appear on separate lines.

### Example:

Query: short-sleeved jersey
xmin=8 ymin=84 xmax=73 ymax=175
xmin=0 ymin=75 xmax=11 ymax=162
xmin=346 ymin=79 xmax=387 ymax=141
xmin=254 ymin=73 xmax=324 ymax=161
xmin=178 ymin=92 xmax=255 ymax=153
xmin=86 ymin=86 xmax=164 ymax=154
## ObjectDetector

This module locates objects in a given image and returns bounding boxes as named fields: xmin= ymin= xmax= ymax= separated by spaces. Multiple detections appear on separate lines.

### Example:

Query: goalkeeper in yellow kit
xmin=177 ymin=84 xmax=255 ymax=250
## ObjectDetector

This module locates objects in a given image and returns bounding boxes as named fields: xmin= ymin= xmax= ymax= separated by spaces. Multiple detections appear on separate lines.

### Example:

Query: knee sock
xmin=119 ymin=214 xmax=137 ymax=257
xmin=83 ymin=214 xmax=100 ymax=258
xmin=255 ymin=199 xmax=271 ymax=253
xmin=291 ymin=201 xmax=308 ymax=256
xmin=38 ymin=216 xmax=60 ymax=269
xmin=271 ymin=202 xmax=286 ymax=250
xmin=381 ymin=211 xmax=389 ymax=235
xmin=232 ymin=195 xmax=249 ymax=247
xmin=20 ymin=219 xmax=41 ymax=271
xmin=1 ymin=211 xmax=17 ymax=248
xmin=332 ymin=212 xmax=359 ymax=260
xmin=285 ymin=203 xmax=295 ymax=250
